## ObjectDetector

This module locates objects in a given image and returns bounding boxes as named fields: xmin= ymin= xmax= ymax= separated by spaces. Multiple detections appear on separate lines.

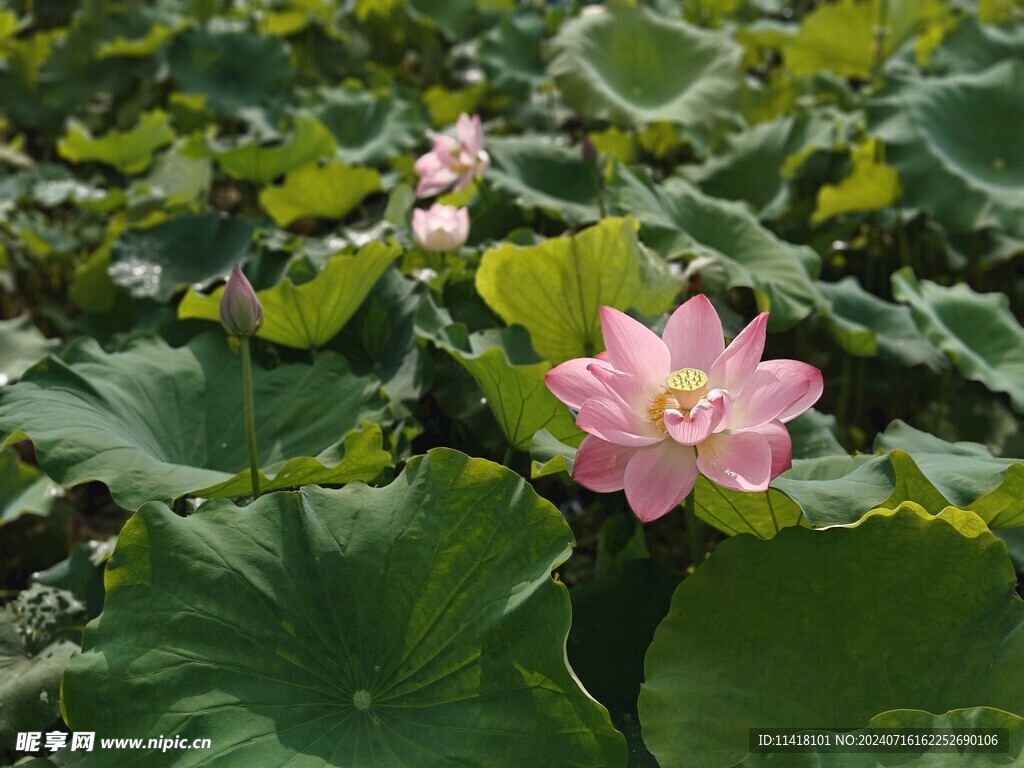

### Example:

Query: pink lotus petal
xmin=696 ymin=430 xmax=772 ymax=492
xmin=708 ymin=312 xmax=768 ymax=393
xmin=757 ymin=360 xmax=823 ymax=423
xmin=414 ymin=162 xmax=459 ymax=197
xmin=433 ymin=135 xmax=459 ymax=166
xmin=599 ymin=307 xmax=671 ymax=394
xmin=623 ymin=440 xmax=698 ymax=522
xmin=663 ymin=389 xmax=730 ymax=446
xmin=545 ymin=357 xmax=615 ymax=410
xmin=743 ymin=420 xmax=792 ymax=478
xmin=588 ymin=364 xmax=651 ymax=414
xmin=729 ymin=360 xmax=822 ymax=429
xmin=662 ymin=294 xmax=725 ymax=373
xmin=572 ymin=435 xmax=636 ymax=493
xmin=576 ymin=396 xmax=662 ymax=447
xmin=457 ymin=113 xmax=484 ymax=157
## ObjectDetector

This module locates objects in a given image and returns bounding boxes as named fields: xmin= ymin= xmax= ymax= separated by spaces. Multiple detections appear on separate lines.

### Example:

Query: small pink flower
xmin=413 ymin=113 xmax=490 ymax=198
xmin=219 ymin=264 xmax=263 ymax=337
xmin=545 ymin=296 xmax=823 ymax=522
xmin=412 ymin=204 xmax=470 ymax=252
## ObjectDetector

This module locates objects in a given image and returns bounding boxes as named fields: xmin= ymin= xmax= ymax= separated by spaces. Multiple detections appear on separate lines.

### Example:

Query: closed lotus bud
xmin=219 ymin=264 xmax=263 ymax=337
xmin=581 ymin=136 xmax=598 ymax=165
xmin=412 ymin=204 xmax=470 ymax=252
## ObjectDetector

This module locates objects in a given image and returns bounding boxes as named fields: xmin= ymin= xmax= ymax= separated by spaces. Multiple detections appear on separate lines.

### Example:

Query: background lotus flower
xmin=412 ymin=204 xmax=470 ymax=252
xmin=219 ymin=264 xmax=263 ymax=337
xmin=413 ymin=113 xmax=490 ymax=198
xmin=546 ymin=296 xmax=823 ymax=522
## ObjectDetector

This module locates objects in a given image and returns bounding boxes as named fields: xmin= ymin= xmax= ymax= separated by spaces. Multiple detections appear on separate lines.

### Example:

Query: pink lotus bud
xmin=582 ymin=137 xmax=599 ymax=165
xmin=219 ymin=264 xmax=263 ymax=337
xmin=411 ymin=204 xmax=470 ymax=252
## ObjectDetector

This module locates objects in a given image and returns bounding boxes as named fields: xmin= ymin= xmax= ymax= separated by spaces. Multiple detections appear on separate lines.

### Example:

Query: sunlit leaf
xmin=784 ymin=0 xmax=950 ymax=79
xmin=259 ymin=159 xmax=380 ymax=226
xmin=811 ymin=139 xmax=901 ymax=223
xmin=57 ymin=111 xmax=174 ymax=174
xmin=179 ymin=242 xmax=400 ymax=349
xmin=191 ymin=113 xmax=337 ymax=184
xmin=476 ymin=217 xmax=681 ymax=363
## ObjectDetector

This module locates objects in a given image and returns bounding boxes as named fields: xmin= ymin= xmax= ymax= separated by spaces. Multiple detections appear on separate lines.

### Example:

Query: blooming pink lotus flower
xmin=219 ymin=264 xmax=263 ymax=337
xmin=412 ymin=203 xmax=470 ymax=252
xmin=545 ymin=296 xmax=823 ymax=522
xmin=413 ymin=113 xmax=490 ymax=198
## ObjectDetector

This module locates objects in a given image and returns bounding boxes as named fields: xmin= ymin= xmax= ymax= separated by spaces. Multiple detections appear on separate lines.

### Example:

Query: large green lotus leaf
xmin=0 ymin=334 xmax=390 ymax=509
xmin=546 ymin=4 xmax=742 ymax=127
xmin=892 ymin=268 xmax=1024 ymax=411
xmin=771 ymin=454 xmax=895 ymax=526
xmin=773 ymin=427 xmax=1024 ymax=529
xmin=61 ymin=450 xmax=628 ymax=767
xmin=57 ymin=110 xmax=174 ymax=175
xmin=609 ymin=168 xmax=821 ymax=331
xmin=310 ymin=87 xmax=423 ymax=166
xmin=421 ymin=306 xmax=583 ymax=451
xmin=0 ymin=611 xmax=78 ymax=752
xmin=178 ymin=242 xmax=400 ymax=350
xmin=869 ymin=61 xmax=1024 ymax=238
xmin=168 ymin=28 xmax=294 ymax=118
xmin=259 ymin=159 xmax=380 ymax=226
xmin=0 ymin=316 xmax=58 ymax=384
xmin=817 ymin=276 xmax=947 ymax=371
xmin=685 ymin=109 xmax=854 ymax=219
xmin=740 ymin=707 xmax=1024 ymax=767
xmin=0 ymin=448 xmax=65 ymax=526
xmin=109 ymin=212 xmax=257 ymax=302
xmin=476 ymin=217 xmax=681 ymax=363
xmin=479 ymin=13 xmax=548 ymax=97
xmin=876 ymin=420 xmax=1024 ymax=527
xmin=486 ymin=135 xmax=601 ymax=226
xmin=640 ymin=504 xmax=1024 ymax=768
xmin=695 ymin=477 xmax=806 ymax=539
xmin=784 ymin=0 xmax=950 ymax=78
xmin=925 ymin=14 xmax=1024 ymax=75
xmin=191 ymin=113 xmax=337 ymax=184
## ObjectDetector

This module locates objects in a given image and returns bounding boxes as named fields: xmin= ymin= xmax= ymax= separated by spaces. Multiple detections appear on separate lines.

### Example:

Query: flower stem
xmin=240 ymin=336 xmax=261 ymax=499
xmin=683 ymin=490 xmax=704 ymax=568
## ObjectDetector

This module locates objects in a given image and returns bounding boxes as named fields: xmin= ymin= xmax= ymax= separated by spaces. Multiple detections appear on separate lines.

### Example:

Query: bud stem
xmin=240 ymin=336 xmax=261 ymax=498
